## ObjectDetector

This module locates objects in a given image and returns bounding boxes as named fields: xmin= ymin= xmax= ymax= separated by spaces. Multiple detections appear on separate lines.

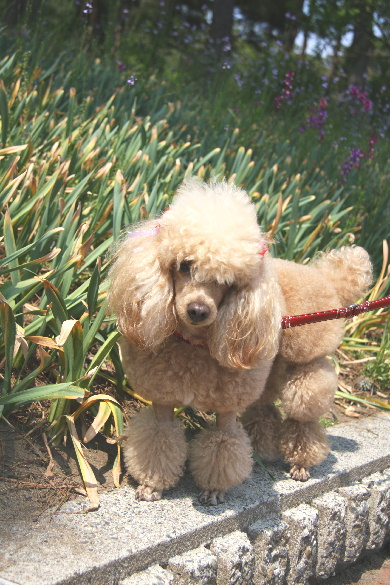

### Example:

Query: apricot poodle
xmin=108 ymin=180 xmax=372 ymax=504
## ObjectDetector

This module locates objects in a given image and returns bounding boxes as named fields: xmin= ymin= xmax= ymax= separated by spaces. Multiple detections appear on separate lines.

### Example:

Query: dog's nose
xmin=187 ymin=302 xmax=210 ymax=323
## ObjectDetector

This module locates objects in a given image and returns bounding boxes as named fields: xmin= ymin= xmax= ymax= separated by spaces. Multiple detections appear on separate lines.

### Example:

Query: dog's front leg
xmin=189 ymin=411 xmax=253 ymax=505
xmin=122 ymin=403 xmax=188 ymax=501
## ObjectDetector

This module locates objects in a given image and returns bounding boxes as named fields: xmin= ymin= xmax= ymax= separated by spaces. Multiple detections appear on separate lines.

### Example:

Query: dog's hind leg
xmin=189 ymin=411 xmax=253 ymax=505
xmin=279 ymin=418 xmax=329 ymax=481
xmin=122 ymin=404 xmax=188 ymax=501
xmin=278 ymin=357 xmax=337 ymax=481
xmin=241 ymin=403 xmax=282 ymax=461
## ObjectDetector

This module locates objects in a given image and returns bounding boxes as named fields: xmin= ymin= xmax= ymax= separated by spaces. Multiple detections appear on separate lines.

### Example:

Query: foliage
xmin=1 ymin=0 xmax=389 ymax=85
xmin=364 ymin=317 xmax=390 ymax=389
xmin=337 ymin=241 xmax=390 ymax=400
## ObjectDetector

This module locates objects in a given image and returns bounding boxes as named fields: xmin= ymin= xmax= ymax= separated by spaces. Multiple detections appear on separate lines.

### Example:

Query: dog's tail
xmin=312 ymin=246 xmax=373 ymax=306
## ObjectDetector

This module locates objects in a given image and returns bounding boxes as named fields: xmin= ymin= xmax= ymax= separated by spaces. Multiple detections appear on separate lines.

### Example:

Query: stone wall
xmin=121 ymin=469 xmax=390 ymax=585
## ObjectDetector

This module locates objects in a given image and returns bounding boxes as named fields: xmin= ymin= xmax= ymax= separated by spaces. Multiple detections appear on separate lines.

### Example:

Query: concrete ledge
xmin=1 ymin=414 xmax=390 ymax=585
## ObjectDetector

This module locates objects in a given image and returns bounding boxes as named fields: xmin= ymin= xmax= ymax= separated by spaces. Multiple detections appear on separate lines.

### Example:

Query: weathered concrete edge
xmin=278 ymin=452 xmax=390 ymax=511
xmin=120 ymin=467 xmax=390 ymax=585
xmin=66 ymin=457 xmax=390 ymax=585
xmin=0 ymin=578 xmax=21 ymax=585
xmin=1 ymin=415 xmax=390 ymax=585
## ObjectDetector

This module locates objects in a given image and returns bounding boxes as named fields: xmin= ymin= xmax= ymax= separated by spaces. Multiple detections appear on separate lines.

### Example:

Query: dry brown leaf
xmin=344 ymin=407 xmax=361 ymax=418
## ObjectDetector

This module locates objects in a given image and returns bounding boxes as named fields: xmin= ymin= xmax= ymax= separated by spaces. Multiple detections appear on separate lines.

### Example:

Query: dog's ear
xmin=107 ymin=222 xmax=175 ymax=348
xmin=209 ymin=257 xmax=282 ymax=369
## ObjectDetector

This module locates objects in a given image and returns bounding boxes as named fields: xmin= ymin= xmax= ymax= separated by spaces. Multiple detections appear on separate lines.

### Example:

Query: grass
xmin=0 ymin=31 xmax=389 ymax=504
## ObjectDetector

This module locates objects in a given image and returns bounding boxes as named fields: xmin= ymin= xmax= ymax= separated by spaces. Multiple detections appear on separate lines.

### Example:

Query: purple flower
xmin=340 ymin=147 xmax=365 ymax=181
xmin=321 ymin=75 xmax=329 ymax=89
xmin=349 ymin=85 xmax=359 ymax=99
xmin=274 ymin=96 xmax=283 ymax=110
xmin=285 ymin=12 xmax=296 ymax=20
xmin=348 ymin=85 xmax=373 ymax=114
xmin=127 ymin=76 xmax=137 ymax=86
xmin=360 ymin=94 xmax=372 ymax=112
xmin=368 ymin=133 xmax=378 ymax=160
xmin=274 ymin=71 xmax=295 ymax=110
xmin=234 ymin=73 xmax=243 ymax=88
xmin=83 ymin=1 xmax=93 ymax=14
xmin=18 ymin=26 xmax=30 ymax=38
xmin=300 ymin=97 xmax=328 ymax=139
xmin=223 ymin=41 xmax=231 ymax=52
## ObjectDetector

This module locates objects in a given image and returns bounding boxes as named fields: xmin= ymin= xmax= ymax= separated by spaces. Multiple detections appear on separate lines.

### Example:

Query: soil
xmin=0 ymin=392 xmax=142 ymax=524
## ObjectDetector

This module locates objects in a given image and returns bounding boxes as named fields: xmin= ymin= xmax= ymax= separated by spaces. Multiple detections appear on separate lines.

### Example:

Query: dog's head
xmin=108 ymin=180 xmax=282 ymax=369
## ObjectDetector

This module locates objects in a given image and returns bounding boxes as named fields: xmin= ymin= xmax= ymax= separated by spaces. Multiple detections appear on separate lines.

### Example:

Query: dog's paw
xmin=198 ymin=489 xmax=225 ymax=506
xmin=290 ymin=465 xmax=310 ymax=482
xmin=136 ymin=485 xmax=163 ymax=501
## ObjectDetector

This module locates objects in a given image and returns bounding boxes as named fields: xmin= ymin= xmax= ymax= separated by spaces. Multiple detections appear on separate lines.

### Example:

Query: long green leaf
xmin=0 ymin=296 xmax=16 ymax=396
xmin=0 ymin=384 xmax=85 ymax=406
xmin=3 ymin=209 xmax=19 ymax=287
xmin=82 ymin=297 xmax=108 ymax=353
xmin=43 ymin=280 xmax=68 ymax=326
xmin=0 ymin=248 xmax=61 ymax=275
xmin=87 ymin=263 xmax=101 ymax=318
xmin=0 ymin=228 xmax=64 ymax=270
xmin=335 ymin=390 xmax=390 ymax=412
xmin=0 ymin=82 xmax=8 ymax=145
xmin=84 ymin=330 xmax=121 ymax=388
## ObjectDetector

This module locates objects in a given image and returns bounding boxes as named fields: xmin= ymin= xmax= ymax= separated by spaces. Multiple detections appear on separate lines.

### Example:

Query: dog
xmin=108 ymin=180 xmax=372 ymax=504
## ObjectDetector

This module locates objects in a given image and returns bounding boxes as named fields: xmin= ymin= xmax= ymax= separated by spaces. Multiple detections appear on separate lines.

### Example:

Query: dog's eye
xmin=179 ymin=261 xmax=192 ymax=274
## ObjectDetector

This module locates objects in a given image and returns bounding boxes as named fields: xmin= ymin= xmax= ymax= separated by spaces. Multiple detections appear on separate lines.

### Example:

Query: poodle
xmin=108 ymin=179 xmax=372 ymax=504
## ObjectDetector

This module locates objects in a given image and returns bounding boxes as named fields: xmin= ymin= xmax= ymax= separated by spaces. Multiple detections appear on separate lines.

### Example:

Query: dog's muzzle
xmin=187 ymin=302 xmax=210 ymax=324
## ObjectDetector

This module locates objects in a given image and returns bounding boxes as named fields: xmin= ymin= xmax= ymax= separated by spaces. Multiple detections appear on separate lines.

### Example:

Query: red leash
xmin=281 ymin=295 xmax=390 ymax=329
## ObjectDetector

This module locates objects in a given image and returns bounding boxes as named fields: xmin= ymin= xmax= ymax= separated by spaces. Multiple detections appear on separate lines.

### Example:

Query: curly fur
xmin=108 ymin=179 xmax=373 ymax=502
xmin=189 ymin=422 xmax=253 ymax=492
xmin=312 ymin=246 xmax=373 ymax=306
xmin=240 ymin=404 xmax=282 ymax=461
xmin=279 ymin=419 xmax=330 ymax=479
xmin=279 ymin=357 xmax=338 ymax=422
xmin=122 ymin=408 xmax=187 ymax=492
xmin=108 ymin=222 xmax=176 ymax=348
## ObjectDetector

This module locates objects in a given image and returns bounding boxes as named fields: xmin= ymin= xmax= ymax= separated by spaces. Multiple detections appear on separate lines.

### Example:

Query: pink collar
xmin=173 ymin=330 xmax=209 ymax=349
